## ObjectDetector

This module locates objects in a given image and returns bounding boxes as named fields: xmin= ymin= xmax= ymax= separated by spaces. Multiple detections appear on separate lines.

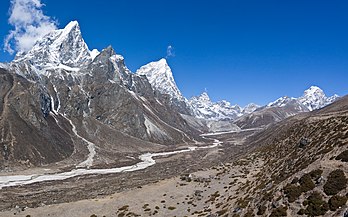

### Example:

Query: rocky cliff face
xmin=0 ymin=68 xmax=74 ymax=169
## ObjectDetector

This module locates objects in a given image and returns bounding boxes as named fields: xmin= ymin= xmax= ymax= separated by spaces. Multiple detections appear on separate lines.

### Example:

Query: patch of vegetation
xmin=236 ymin=197 xmax=250 ymax=208
xmin=283 ymin=184 xmax=302 ymax=203
xmin=336 ymin=150 xmax=348 ymax=162
xmin=118 ymin=205 xmax=129 ymax=211
xmin=167 ymin=206 xmax=176 ymax=210
xmin=262 ymin=191 xmax=273 ymax=202
xmin=269 ymin=206 xmax=287 ymax=217
xmin=297 ymin=209 xmax=305 ymax=215
xmin=303 ymin=192 xmax=329 ymax=216
xmin=291 ymin=177 xmax=299 ymax=184
xmin=284 ymin=173 xmax=317 ymax=203
xmin=323 ymin=169 xmax=347 ymax=195
xmin=299 ymin=174 xmax=315 ymax=192
xmin=328 ymin=195 xmax=348 ymax=211
xmin=216 ymin=209 xmax=228 ymax=215
xmin=205 ymin=191 xmax=220 ymax=203
xmin=90 ymin=215 xmax=97 ymax=217
xmin=309 ymin=169 xmax=323 ymax=181
xmin=142 ymin=204 xmax=149 ymax=209
xmin=257 ymin=205 xmax=267 ymax=215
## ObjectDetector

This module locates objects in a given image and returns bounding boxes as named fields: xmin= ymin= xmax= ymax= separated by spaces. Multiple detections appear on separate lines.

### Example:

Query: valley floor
xmin=0 ymin=130 xmax=258 ymax=216
xmin=0 ymin=159 xmax=260 ymax=217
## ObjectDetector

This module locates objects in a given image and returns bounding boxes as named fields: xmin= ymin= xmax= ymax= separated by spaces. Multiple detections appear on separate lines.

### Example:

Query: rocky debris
xmin=298 ymin=137 xmax=310 ymax=148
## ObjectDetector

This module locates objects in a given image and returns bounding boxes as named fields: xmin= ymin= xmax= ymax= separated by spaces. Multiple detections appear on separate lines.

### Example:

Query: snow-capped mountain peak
xmin=14 ymin=20 xmax=96 ymax=70
xmin=268 ymin=86 xmax=339 ymax=112
xmin=193 ymin=92 xmax=211 ymax=104
xmin=298 ymin=86 xmax=338 ymax=111
xmin=136 ymin=58 xmax=184 ymax=101
xmin=301 ymin=86 xmax=325 ymax=102
xmin=189 ymin=92 xmax=251 ymax=120
xmin=243 ymin=103 xmax=260 ymax=114
xmin=268 ymin=96 xmax=296 ymax=107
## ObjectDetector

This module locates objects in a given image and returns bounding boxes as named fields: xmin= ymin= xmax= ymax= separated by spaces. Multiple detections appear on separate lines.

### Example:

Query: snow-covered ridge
xmin=13 ymin=21 xmax=98 ymax=71
xmin=189 ymin=92 xmax=260 ymax=121
xmin=0 ymin=63 xmax=9 ymax=70
xmin=268 ymin=86 xmax=339 ymax=111
xmin=136 ymin=58 xmax=184 ymax=102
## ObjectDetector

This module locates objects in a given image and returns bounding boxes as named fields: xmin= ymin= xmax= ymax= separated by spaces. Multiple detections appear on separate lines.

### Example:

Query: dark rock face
xmin=0 ymin=68 xmax=74 ymax=169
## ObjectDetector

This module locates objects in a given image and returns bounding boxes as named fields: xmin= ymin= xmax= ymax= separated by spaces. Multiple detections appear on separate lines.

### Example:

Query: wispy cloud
xmin=166 ymin=45 xmax=175 ymax=58
xmin=4 ymin=0 xmax=57 ymax=54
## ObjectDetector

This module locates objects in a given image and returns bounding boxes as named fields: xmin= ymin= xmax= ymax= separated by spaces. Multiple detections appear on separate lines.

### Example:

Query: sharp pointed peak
xmin=136 ymin=57 xmax=172 ymax=76
xmin=60 ymin=20 xmax=81 ymax=35
xmin=146 ymin=58 xmax=168 ymax=66
xmin=101 ymin=45 xmax=116 ymax=55
xmin=306 ymin=85 xmax=323 ymax=91
xmin=200 ymin=91 xmax=209 ymax=97
xmin=302 ymin=85 xmax=325 ymax=97
xmin=158 ymin=58 xmax=168 ymax=64
xmin=65 ymin=20 xmax=79 ymax=28
xmin=196 ymin=91 xmax=211 ymax=101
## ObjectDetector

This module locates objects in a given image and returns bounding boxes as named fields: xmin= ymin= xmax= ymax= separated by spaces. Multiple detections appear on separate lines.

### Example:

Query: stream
xmin=0 ymin=139 xmax=222 ymax=189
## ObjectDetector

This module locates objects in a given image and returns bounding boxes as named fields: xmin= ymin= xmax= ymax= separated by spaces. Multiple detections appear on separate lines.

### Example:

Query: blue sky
xmin=1 ymin=0 xmax=347 ymax=106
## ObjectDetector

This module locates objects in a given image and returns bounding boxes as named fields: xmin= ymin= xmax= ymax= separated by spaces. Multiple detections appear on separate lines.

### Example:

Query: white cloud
xmin=4 ymin=0 xmax=57 ymax=54
xmin=166 ymin=45 xmax=175 ymax=58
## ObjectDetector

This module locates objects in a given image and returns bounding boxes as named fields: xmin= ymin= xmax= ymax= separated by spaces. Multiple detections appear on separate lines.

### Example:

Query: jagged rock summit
xmin=13 ymin=21 xmax=97 ymax=71
xmin=136 ymin=58 xmax=184 ymax=101
xmin=189 ymin=92 xmax=259 ymax=121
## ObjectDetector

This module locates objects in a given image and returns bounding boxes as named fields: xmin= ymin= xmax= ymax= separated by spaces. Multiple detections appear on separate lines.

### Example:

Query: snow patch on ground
xmin=144 ymin=116 xmax=168 ymax=138
xmin=90 ymin=49 xmax=100 ymax=60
